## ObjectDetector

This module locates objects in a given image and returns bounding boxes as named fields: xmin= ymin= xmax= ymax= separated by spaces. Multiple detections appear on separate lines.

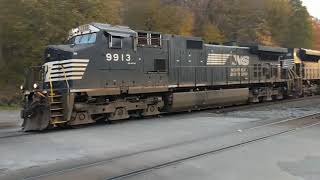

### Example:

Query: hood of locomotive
xmin=42 ymin=43 xmax=95 ymax=91
xmin=19 ymin=43 xmax=97 ymax=131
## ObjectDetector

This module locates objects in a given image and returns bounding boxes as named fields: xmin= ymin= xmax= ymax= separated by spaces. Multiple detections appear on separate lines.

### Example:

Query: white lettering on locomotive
xmin=232 ymin=55 xmax=250 ymax=66
xmin=207 ymin=53 xmax=250 ymax=78
xmin=106 ymin=53 xmax=131 ymax=62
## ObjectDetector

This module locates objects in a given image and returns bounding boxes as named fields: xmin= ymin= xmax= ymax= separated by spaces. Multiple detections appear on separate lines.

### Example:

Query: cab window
xmin=110 ymin=36 xmax=122 ymax=49
xmin=73 ymin=33 xmax=97 ymax=45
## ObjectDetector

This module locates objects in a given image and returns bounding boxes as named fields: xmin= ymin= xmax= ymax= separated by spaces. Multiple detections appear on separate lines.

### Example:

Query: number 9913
xmin=106 ymin=53 xmax=131 ymax=62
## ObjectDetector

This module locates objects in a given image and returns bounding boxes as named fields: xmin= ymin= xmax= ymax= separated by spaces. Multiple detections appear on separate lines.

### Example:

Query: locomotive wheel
xmin=22 ymin=104 xmax=50 ymax=131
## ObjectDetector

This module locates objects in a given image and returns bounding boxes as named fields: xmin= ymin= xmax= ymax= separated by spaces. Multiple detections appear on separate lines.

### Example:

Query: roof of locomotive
xmin=250 ymin=45 xmax=288 ymax=54
xmin=297 ymin=48 xmax=320 ymax=62
xmin=300 ymin=48 xmax=320 ymax=57
xmin=91 ymin=22 xmax=137 ymax=36
xmin=67 ymin=22 xmax=293 ymax=56
xmin=205 ymin=44 xmax=250 ymax=50
xmin=68 ymin=22 xmax=137 ymax=39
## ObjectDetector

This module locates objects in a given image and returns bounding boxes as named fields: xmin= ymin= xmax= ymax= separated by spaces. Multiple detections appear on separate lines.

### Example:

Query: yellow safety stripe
xmin=36 ymin=92 xmax=46 ymax=98
xmin=60 ymin=64 xmax=70 ymax=91
xmin=48 ymin=66 xmax=54 ymax=102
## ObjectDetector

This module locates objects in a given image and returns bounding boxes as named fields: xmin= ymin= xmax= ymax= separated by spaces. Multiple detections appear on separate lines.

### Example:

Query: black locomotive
xmin=20 ymin=23 xmax=320 ymax=131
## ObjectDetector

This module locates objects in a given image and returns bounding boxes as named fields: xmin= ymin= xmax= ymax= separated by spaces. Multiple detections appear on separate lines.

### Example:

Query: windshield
xmin=70 ymin=33 xmax=97 ymax=45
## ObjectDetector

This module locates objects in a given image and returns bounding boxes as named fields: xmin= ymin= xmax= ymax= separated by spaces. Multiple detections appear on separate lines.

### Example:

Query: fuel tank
xmin=169 ymin=88 xmax=249 ymax=111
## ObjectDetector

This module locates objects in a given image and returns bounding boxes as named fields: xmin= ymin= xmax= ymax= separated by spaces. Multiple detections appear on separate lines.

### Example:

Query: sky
xmin=302 ymin=0 xmax=320 ymax=19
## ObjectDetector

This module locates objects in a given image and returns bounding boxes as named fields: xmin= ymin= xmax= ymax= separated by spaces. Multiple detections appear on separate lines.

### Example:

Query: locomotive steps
xmin=49 ymin=94 xmax=66 ymax=125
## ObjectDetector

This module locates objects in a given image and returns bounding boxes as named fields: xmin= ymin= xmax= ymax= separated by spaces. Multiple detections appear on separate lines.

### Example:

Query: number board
xmin=105 ymin=53 xmax=137 ymax=69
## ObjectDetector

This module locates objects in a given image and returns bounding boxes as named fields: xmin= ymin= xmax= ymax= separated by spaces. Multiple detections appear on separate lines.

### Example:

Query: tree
xmin=0 ymin=0 xmax=122 ymax=90
xmin=200 ymin=0 xmax=265 ymax=44
xmin=123 ymin=0 xmax=195 ymax=35
xmin=264 ymin=0 xmax=292 ymax=46
xmin=312 ymin=18 xmax=320 ymax=50
xmin=262 ymin=0 xmax=314 ymax=48
xmin=200 ymin=23 xmax=225 ymax=43
xmin=0 ymin=0 xmax=318 ymax=100
xmin=255 ymin=20 xmax=278 ymax=46
xmin=285 ymin=0 xmax=314 ymax=48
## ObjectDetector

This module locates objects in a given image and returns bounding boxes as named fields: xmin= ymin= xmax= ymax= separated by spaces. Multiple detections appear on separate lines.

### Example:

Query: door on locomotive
xmin=186 ymin=40 xmax=205 ymax=87
xmin=169 ymin=36 xmax=204 ymax=87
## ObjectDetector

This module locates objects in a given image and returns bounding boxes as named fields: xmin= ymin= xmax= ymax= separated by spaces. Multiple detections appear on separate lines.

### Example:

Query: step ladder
xmin=49 ymin=93 xmax=67 ymax=124
xmin=47 ymin=64 xmax=69 ymax=125
xmin=288 ymin=68 xmax=303 ymax=96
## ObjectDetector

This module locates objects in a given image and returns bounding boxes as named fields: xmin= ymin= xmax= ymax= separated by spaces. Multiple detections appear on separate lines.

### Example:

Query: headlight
xmin=20 ymin=85 xmax=24 ymax=90
xmin=33 ymin=83 xmax=38 ymax=89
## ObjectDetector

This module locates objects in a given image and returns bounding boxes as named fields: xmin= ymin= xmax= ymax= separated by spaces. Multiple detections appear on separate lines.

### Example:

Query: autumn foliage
xmin=0 ymin=0 xmax=317 ymax=97
xmin=313 ymin=19 xmax=320 ymax=50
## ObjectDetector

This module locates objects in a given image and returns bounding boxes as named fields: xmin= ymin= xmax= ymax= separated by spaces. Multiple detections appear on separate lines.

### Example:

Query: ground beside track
xmin=0 ymin=109 xmax=22 ymax=137
xmin=122 ymin=123 xmax=320 ymax=180
xmin=0 ymin=109 xmax=21 ymax=129
xmin=0 ymin=97 xmax=320 ymax=179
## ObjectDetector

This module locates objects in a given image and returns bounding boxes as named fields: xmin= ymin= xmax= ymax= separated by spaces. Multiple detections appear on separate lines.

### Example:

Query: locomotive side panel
xmin=133 ymin=32 xmax=169 ymax=94
xmin=204 ymin=45 xmax=254 ymax=86
xmin=22 ymin=22 xmax=314 ymax=131
xmin=70 ymin=29 xmax=171 ymax=96
xmin=167 ymin=36 xmax=204 ymax=88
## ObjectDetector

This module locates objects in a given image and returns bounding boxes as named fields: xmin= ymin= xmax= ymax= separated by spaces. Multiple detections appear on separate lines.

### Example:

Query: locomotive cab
xmin=294 ymin=48 xmax=320 ymax=95
xmin=20 ymin=23 xmax=138 ymax=131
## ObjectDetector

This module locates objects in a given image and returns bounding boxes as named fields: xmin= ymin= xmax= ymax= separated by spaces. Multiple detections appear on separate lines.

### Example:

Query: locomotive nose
xmin=44 ymin=45 xmax=74 ymax=62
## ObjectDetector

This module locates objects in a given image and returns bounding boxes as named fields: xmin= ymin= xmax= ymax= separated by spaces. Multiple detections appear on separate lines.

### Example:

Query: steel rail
xmin=0 ymin=95 xmax=319 ymax=140
xmin=207 ymin=95 xmax=320 ymax=114
xmin=0 ymin=132 xmax=30 ymax=139
xmin=106 ymin=113 xmax=320 ymax=180
xmin=21 ymin=113 xmax=320 ymax=180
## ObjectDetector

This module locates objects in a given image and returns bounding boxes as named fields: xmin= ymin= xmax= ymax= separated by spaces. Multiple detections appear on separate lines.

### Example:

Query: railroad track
xmin=106 ymin=113 xmax=320 ymax=180
xmin=0 ymin=131 xmax=31 ymax=140
xmin=0 ymin=95 xmax=319 ymax=140
xmin=208 ymin=95 xmax=320 ymax=114
xmin=17 ymin=112 xmax=320 ymax=180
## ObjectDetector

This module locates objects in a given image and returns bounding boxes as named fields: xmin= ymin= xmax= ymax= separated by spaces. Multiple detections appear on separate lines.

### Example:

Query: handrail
xmin=60 ymin=64 xmax=70 ymax=93
xmin=46 ymin=64 xmax=70 ymax=103
xmin=48 ymin=66 xmax=54 ymax=102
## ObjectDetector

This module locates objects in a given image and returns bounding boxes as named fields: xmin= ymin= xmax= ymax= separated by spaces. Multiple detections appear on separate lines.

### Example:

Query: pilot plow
xmin=21 ymin=93 xmax=51 ymax=131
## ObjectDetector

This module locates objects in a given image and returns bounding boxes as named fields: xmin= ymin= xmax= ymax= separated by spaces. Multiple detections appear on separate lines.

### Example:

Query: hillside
xmin=0 ymin=0 xmax=318 ymax=103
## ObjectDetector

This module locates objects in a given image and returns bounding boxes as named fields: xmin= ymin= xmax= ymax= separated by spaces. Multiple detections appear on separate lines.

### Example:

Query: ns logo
xmin=231 ymin=55 xmax=250 ymax=66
